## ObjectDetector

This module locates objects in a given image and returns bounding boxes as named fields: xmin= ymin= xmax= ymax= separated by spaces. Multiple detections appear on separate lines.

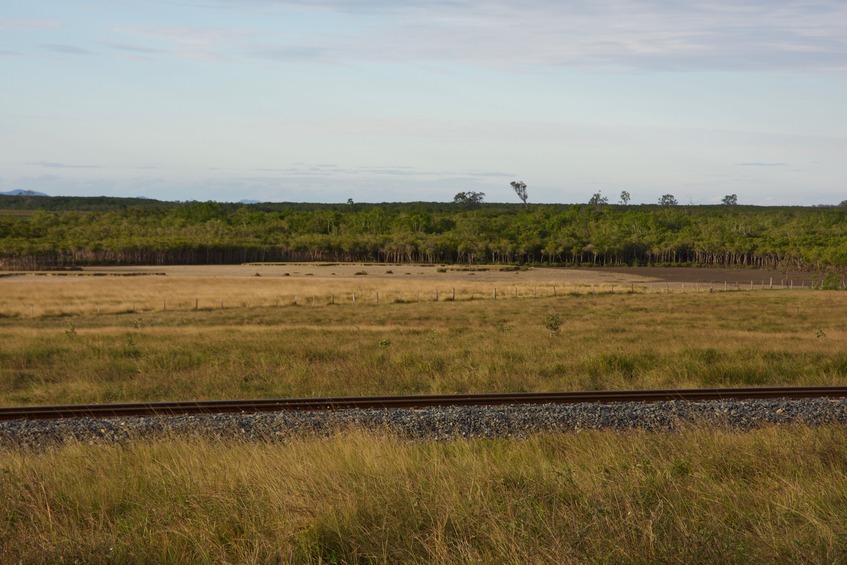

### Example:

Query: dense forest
xmin=1 ymin=195 xmax=846 ymax=272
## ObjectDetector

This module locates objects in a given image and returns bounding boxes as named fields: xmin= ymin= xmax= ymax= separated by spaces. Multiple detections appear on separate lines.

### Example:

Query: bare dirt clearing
xmin=596 ymin=266 xmax=815 ymax=286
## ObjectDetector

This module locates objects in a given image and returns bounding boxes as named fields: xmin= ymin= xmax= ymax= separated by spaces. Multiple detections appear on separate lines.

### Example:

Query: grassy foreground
xmin=3 ymin=274 xmax=847 ymax=562
xmin=3 ymin=426 xmax=847 ymax=563
xmin=1 ymin=290 xmax=846 ymax=405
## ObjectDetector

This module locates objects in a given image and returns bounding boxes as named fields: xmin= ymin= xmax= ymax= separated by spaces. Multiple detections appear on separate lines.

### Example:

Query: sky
xmin=1 ymin=1 xmax=845 ymax=205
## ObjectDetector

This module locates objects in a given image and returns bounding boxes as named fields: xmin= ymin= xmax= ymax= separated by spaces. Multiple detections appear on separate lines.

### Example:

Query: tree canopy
xmin=2 ymin=196 xmax=847 ymax=273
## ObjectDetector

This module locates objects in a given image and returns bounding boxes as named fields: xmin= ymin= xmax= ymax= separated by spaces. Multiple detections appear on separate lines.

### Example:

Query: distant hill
xmin=1 ymin=189 xmax=48 ymax=197
xmin=239 ymin=199 xmax=261 ymax=204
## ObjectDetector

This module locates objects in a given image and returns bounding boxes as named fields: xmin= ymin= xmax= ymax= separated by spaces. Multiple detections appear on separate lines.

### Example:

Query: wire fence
xmin=7 ymin=278 xmax=821 ymax=319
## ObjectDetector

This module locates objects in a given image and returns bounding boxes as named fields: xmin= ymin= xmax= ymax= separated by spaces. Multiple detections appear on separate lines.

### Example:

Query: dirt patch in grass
xmin=596 ymin=266 xmax=816 ymax=286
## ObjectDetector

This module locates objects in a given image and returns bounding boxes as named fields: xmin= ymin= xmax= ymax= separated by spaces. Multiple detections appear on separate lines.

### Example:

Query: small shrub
xmin=378 ymin=339 xmax=391 ymax=348
xmin=543 ymin=312 xmax=562 ymax=335
xmin=821 ymin=272 xmax=842 ymax=290
xmin=355 ymin=271 xmax=368 ymax=276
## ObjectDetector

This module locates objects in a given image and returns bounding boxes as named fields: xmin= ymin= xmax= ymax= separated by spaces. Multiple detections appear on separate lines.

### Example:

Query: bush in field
xmin=543 ymin=312 xmax=562 ymax=335
xmin=821 ymin=272 xmax=843 ymax=290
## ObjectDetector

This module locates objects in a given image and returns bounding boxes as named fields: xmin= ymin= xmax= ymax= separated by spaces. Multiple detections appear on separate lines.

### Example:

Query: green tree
xmin=722 ymin=194 xmax=738 ymax=206
xmin=588 ymin=192 xmax=609 ymax=206
xmin=453 ymin=191 xmax=485 ymax=209
xmin=659 ymin=194 xmax=678 ymax=206
xmin=510 ymin=181 xmax=528 ymax=206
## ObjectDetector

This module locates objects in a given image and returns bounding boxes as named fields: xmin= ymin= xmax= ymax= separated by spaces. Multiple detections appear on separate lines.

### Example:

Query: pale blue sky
xmin=2 ymin=0 xmax=845 ymax=204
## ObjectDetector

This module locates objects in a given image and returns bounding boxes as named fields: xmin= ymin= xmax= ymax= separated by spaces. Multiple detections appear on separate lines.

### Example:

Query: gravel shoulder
xmin=3 ymin=398 xmax=845 ymax=449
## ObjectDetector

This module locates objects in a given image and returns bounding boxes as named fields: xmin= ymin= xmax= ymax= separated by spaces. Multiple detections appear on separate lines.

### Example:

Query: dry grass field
xmin=2 ymin=264 xmax=846 ymax=562
xmin=0 ymin=264 xmax=650 ymax=318
xmin=0 ymin=263 xmax=812 ymax=318
xmin=4 ymin=427 xmax=847 ymax=563
xmin=0 ymin=265 xmax=844 ymax=406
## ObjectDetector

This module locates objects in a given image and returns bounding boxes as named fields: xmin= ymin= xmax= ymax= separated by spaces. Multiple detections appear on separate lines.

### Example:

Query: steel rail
xmin=3 ymin=386 xmax=847 ymax=421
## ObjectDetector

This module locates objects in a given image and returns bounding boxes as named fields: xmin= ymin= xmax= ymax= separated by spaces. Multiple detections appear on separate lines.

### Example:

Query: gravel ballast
xmin=2 ymin=397 xmax=847 ymax=449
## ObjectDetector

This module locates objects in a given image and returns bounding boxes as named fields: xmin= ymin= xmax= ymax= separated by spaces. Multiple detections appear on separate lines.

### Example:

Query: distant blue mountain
xmin=1 ymin=189 xmax=49 ymax=197
xmin=239 ymin=199 xmax=261 ymax=204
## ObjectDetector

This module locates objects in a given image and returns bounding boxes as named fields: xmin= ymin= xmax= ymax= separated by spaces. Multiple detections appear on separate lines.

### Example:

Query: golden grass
xmin=0 ymin=263 xmax=774 ymax=318
xmin=1 ymin=286 xmax=846 ymax=405
xmin=3 ymin=426 xmax=847 ymax=563
xmin=2 ymin=267 xmax=846 ymax=562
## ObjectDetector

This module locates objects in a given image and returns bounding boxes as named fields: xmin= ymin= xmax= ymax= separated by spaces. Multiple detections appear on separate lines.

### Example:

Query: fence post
xmin=195 ymin=298 xmax=199 ymax=310
xmin=376 ymin=291 xmax=379 ymax=304
xmin=352 ymin=293 xmax=356 ymax=304
xmin=435 ymin=290 xmax=439 ymax=302
xmin=493 ymin=288 xmax=497 ymax=299
xmin=452 ymin=287 xmax=455 ymax=301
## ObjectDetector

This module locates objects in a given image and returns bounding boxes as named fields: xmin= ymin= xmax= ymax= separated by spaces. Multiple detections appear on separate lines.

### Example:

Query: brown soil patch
xmin=594 ymin=266 xmax=816 ymax=286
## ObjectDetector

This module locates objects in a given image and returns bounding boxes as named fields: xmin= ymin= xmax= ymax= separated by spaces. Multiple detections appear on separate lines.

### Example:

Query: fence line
xmin=10 ymin=279 xmax=823 ymax=319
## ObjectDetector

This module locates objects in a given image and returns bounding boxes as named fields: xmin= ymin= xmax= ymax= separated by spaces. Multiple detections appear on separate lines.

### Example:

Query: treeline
xmin=1 ymin=197 xmax=847 ymax=271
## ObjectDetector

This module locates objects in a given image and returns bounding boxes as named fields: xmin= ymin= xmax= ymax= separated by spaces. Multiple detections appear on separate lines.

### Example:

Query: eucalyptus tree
xmin=453 ymin=191 xmax=485 ymax=209
xmin=588 ymin=192 xmax=609 ymax=205
xmin=659 ymin=194 xmax=678 ymax=206
xmin=510 ymin=181 xmax=528 ymax=206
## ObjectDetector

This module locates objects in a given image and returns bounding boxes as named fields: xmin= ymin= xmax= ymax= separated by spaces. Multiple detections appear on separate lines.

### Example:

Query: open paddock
xmin=0 ymin=264 xmax=818 ymax=318
xmin=0 ymin=270 xmax=845 ymax=406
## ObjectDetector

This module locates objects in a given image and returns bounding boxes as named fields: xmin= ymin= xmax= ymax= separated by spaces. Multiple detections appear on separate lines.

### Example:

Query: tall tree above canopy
xmin=511 ymin=181 xmax=528 ymax=206
xmin=659 ymin=194 xmax=678 ymax=206
xmin=453 ymin=191 xmax=485 ymax=209
xmin=588 ymin=192 xmax=609 ymax=205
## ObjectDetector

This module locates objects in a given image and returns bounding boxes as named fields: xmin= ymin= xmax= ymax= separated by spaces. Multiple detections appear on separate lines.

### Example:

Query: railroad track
xmin=3 ymin=386 xmax=847 ymax=421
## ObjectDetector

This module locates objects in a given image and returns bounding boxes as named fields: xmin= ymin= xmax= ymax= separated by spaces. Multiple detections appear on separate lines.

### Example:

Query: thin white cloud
xmin=0 ymin=17 xmax=61 ymax=31
xmin=229 ymin=0 xmax=847 ymax=72
xmin=27 ymin=161 xmax=102 ymax=169
xmin=104 ymin=42 xmax=165 ymax=54
xmin=113 ymin=25 xmax=255 ymax=62
xmin=41 ymin=44 xmax=92 ymax=55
